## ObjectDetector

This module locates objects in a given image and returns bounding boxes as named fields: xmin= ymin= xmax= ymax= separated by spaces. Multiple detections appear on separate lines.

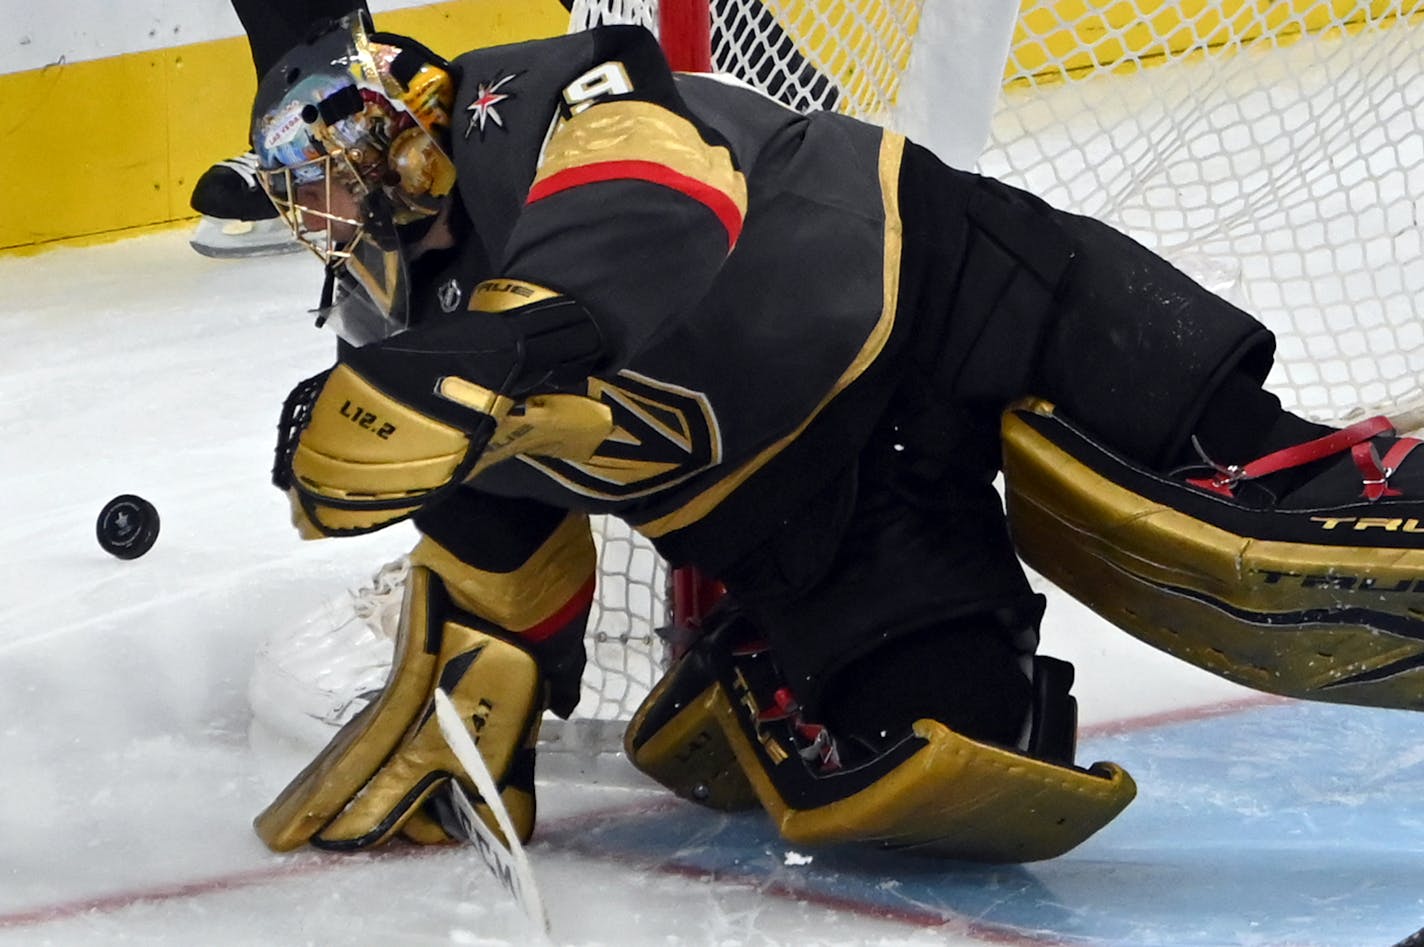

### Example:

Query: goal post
xmin=659 ymin=0 xmax=713 ymax=71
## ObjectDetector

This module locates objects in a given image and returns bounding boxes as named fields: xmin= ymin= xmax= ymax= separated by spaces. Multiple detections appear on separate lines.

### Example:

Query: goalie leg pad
xmin=624 ymin=643 xmax=759 ymax=812
xmin=643 ymin=611 xmax=1134 ymax=862
xmin=1002 ymin=399 xmax=1424 ymax=711
xmin=253 ymin=565 xmax=543 ymax=852
xmin=722 ymin=708 xmax=1134 ymax=863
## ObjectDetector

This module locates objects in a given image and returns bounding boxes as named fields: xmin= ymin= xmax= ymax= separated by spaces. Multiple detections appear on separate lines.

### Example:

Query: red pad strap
xmin=1358 ymin=436 xmax=1423 ymax=500
xmin=757 ymin=687 xmax=799 ymax=723
xmin=1382 ymin=436 xmax=1422 ymax=474
xmin=1353 ymin=442 xmax=1388 ymax=499
xmin=1187 ymin=415 xmax=1396 ymax=497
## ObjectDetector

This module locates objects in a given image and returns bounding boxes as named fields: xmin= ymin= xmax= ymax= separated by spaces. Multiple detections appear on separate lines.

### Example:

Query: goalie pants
xmin=718 ymin=141 xmax=1277 ymax=725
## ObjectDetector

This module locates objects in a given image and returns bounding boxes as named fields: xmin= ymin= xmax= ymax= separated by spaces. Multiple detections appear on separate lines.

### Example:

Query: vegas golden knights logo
xmin=523 ymin=371 xmax=721 ymax=499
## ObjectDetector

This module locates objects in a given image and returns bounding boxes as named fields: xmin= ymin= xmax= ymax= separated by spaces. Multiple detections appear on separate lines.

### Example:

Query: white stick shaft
xmin=433 ymin=688 xmax=551 ymax=938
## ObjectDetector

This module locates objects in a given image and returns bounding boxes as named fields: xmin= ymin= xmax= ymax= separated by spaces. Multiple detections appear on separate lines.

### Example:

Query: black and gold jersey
xmin=407 ymin=25 xmax=917 ymax=575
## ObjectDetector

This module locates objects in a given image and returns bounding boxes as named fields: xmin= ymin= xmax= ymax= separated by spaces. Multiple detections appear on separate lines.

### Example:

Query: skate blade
xmin=189 ymin=216 xmax=302 ymax=259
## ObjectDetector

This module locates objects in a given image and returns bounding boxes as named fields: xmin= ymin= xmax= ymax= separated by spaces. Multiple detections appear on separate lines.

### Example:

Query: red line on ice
xmin=0 ymin=696 xmax=1284 ymax=938
xmin=0 ymin=847 xmax=435 ymax=931
xmin=1080 ymin=693 xmax=1287 ymax=738
xmin=0 ymin=861 xmax=313 ymax=929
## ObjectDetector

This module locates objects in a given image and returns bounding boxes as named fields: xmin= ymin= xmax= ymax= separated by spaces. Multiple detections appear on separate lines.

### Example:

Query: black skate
xmin=188 ymin=152 xmax=300 ymax=258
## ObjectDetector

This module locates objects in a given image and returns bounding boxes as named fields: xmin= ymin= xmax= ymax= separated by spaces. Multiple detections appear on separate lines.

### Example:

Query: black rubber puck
xmin=97 ymin=494 xmax=160 ymax=560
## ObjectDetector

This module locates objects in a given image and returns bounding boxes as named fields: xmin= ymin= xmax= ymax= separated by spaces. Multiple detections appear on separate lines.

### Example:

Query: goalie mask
xmin=250 ymin=13 xmax=457 ymax=344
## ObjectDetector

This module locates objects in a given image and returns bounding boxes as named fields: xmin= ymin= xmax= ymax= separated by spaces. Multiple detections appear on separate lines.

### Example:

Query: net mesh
xmin=583 ymin=517 xmax=668 ymax=714
xmin=544 ymin=515 xmax=667 ymax=750
xmin=981 ymin=2 xmax=1424 ymax=426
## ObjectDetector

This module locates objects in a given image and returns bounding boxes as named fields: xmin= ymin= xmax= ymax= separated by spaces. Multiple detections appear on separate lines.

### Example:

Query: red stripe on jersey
xmin=521 ymin=575 xmax=596 ymax=643
xmin=527 ymin=159 xmax=743 ymax=248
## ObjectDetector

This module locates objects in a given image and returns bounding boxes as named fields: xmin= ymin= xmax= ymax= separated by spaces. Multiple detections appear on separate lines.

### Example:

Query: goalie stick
xmin=432 ymin=688 xmax=552 ymax=940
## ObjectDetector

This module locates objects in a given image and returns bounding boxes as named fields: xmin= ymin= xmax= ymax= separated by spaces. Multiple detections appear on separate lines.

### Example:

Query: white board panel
xmin=0 ymin=0 xmax=445 ymax=75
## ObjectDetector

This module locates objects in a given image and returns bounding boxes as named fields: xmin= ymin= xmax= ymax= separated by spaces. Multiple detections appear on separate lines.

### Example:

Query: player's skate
xmin=247 ymin=557 xmax=407 ymax=753
xmin=188 ymin=151 xmax=301 ymax=258
xmin=1003 ymin=398 xmax=1424 ymax=711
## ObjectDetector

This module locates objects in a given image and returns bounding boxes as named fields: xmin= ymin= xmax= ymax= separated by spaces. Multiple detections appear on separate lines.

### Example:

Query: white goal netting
xmin=981 ymin=3 xmax=1424 ymax=427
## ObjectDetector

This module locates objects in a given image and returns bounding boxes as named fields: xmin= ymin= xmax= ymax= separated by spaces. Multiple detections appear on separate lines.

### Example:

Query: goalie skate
xmin=247 ymin=557 xmax=406 ymax=752
xmin=188 ymin=152 xmax=302 ymax=259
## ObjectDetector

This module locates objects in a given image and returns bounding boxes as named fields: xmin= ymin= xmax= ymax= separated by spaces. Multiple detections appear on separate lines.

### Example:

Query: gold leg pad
xmin=624 ymin=654 xmax=760 ymax=812
xmin=254 ymin=566 xmax=442 ymax=851
xmin=1003 ymin=399 xmax=1424 ymax=710
xmin=711 ymin=686 xmax=1134 ymax=863
xmin=254 ymin=565 xmax=543 ymax=851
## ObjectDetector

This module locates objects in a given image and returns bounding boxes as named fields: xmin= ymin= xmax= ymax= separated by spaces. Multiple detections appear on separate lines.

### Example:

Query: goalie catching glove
xmin=273 ymin=281 xmax=606 ymax=536
xmin=255 ymin=563 xmax=548 ymax=851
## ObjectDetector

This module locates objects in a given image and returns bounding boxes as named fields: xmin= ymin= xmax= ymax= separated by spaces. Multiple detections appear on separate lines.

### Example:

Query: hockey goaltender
xmin=244 ymin=13 xmax=1424 ymax=863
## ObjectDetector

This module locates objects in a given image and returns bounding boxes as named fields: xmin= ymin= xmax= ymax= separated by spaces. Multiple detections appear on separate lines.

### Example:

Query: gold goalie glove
xmin=271 ymin=284 xmax=611 ymax=537
xmin=255 ymin=564 xmax=547 ymax=851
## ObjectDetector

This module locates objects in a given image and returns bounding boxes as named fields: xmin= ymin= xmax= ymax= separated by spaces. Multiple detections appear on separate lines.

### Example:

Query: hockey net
xmin=253 ymin=0 xmax=1424 ymax=754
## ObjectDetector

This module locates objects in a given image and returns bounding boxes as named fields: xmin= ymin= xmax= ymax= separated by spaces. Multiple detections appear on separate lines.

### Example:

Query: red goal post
xmin=658 ymin=0 xmax=713 ymax=71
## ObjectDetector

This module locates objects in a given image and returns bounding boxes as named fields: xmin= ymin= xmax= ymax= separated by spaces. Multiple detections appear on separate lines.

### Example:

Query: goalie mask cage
xmin=569 ymin=0 xmax=1424 ymax=749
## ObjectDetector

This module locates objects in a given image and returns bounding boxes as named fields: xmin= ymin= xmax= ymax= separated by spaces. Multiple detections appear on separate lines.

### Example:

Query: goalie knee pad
xmin=254 ymin=565 xmax=544 ymax=852
xmin=1003 ymin=399 xmax=1424 ymax=711
xmin=627 ymin=608 xmax=1134 ymax=862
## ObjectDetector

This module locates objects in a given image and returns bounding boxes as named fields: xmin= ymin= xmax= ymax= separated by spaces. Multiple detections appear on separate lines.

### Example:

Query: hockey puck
xmin=96 ymin=495 xmax=160 ymax=560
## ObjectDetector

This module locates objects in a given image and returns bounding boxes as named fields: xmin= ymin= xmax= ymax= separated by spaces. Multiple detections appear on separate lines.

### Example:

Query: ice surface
xmin=1 ymin=232 xmax=991 ymax=946
xmin=2 ymin=227 xmax=1421 ymax=946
